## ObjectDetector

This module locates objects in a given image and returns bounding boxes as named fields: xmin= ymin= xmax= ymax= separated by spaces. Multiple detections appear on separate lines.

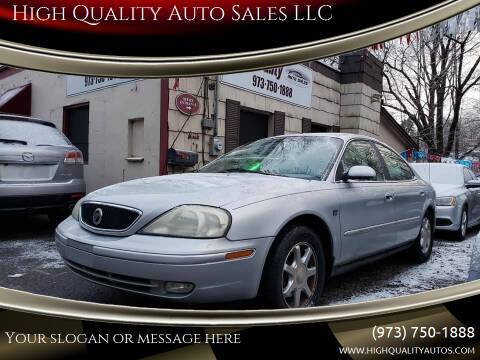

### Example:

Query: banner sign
xmin=401 ymin=149 xmax=480 ymax=171
xmin=66 ymin=76 xmax=136 ymax=96
xmin=222 ymin=65 xmax=313 ymax=108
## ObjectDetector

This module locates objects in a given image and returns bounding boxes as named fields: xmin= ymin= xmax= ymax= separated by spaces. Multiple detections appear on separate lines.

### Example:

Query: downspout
xmin=159 ymin=78 xmax=169 ymax=175
xmin=201 ymin=77 xmax=208 ymax=166
xmin=214 ymin=75 xmax=219 ymax=137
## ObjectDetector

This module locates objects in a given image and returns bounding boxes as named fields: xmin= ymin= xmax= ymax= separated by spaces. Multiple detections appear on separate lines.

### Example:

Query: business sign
xmin=221 ymin=65 xmax=313 ymax=108
xmin=66 ymin=76 xmax=136 ymax=96
xmin=175 ymin=93 xmax=200 ymax=115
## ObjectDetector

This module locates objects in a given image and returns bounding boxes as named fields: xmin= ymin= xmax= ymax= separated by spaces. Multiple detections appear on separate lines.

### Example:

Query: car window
xmin=411 ymin=164 xmax=429 ymax=181
xmin=335 ymin=141 xmax=385 ymax=181
xmin=464 ymin=168 xmax=474 ymax=182
xmin=199 ymin=136 xmax=343 ymax=180
xmin=469 ymin=169 xmax=477 ymax=181
xmin=429 ymin=166 xmax=464 ymax=185
xmin=376 ymin=144 xmax=414 ymax=181
xmin=0 ymin=119 xmax=70 ymax=146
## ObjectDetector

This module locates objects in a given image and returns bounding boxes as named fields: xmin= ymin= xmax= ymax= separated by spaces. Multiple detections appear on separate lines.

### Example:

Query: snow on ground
xmin=0 ymin=215 xmax=65 ymax=274
xmin=321 ymin=234 xmax=475 ymax=306
xmin=0 ymin=238 xmax=65 ymax=272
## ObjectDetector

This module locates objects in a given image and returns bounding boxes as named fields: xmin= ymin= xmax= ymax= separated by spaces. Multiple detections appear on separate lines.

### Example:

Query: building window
xmin=128 ymin=118 xmax=144 ymax=160
xmin=239 ymin=109 xmax=269 ymax=146
xmin=311 ymin=123 xmax=330 ymax=133
xmin=63 ymin=103 xmax=89 ymax=163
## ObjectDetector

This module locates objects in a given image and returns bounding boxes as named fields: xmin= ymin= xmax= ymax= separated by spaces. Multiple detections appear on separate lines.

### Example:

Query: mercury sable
xmin=55 ymin=133 xmax=435 ymax=308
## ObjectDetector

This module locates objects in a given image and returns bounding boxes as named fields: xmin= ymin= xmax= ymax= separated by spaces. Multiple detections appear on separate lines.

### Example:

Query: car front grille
xmin=80 ymin=202 xmax=141 ymax=231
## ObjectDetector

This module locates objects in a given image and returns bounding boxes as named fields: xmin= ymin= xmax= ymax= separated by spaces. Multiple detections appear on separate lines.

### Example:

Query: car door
xmin=374 ymin=143 xmax=424 ymax=245
xmin=464 ymin=168 xmax=480 ymax=226
xmin=335 ymin=140 xmax=397 ymax=264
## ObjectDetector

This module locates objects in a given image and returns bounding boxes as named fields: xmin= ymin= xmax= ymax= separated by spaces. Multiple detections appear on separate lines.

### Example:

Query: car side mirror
xmin=343 ymin=166 xmax=376 ymax=181
xmin=466 ymin=179 xmax=480 ymax=188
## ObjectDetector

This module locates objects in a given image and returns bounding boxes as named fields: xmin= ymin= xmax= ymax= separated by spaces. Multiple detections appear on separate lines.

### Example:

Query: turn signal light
xmin=225 ymin=249 xmax=254 ymax=260
xmin=64 ymin=150 xmax=84 ymax=165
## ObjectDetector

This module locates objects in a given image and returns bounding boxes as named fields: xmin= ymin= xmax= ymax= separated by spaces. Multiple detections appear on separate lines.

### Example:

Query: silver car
xmin=56 ymin=133 xmax=435 ymax=308
xmin=411 ymin=163 xmax=480 ymax=240
xmin=0 ymin=114 xmax=86 ymax=222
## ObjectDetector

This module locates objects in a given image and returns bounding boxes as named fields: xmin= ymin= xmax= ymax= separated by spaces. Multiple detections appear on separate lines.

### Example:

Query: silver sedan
xmin=411 ymin=163 xmax=480 ymax=240
xmin=56 ymin=133 xmax=435 ymax=308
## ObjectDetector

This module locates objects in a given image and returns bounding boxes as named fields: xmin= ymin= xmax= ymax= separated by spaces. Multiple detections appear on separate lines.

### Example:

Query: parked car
xmin=411 ymin=163 xmax=480 ymax=240
xmin=0 ymin=114 xmax=86 ymax=222
xmin=56 ymin=133 xmax=435 ymax=308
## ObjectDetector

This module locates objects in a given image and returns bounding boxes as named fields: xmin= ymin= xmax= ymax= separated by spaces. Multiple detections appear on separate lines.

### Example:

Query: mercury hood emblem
xmin=92 ymin=208 xmax=103 ymax=226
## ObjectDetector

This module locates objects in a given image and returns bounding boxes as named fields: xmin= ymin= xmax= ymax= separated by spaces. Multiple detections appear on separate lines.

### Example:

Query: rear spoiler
xmin=0 ymin=113 xmax=56 ymax=128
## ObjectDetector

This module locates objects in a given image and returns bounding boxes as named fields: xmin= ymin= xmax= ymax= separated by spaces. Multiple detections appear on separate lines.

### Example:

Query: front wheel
xmin=261 ymin=225 xmax=326 ymax=308
xmin=454 ymin=208 xmax=468 ymax=241
xmin=409 ymin=215 xmax=433 ymax=263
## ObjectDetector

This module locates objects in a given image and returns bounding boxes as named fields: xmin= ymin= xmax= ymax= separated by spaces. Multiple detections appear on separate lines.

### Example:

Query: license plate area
xmin=0 ymin=163 xmax=58 ymax=181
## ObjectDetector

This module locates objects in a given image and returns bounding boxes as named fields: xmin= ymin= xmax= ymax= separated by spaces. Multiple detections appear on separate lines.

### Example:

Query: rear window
xmin=412 ymin=165 xmax=430 ymax=181
xmin=0 ymin=119 xmax=70 ymax=146
xmin=428 ymin=166 xmax=464 ymax=185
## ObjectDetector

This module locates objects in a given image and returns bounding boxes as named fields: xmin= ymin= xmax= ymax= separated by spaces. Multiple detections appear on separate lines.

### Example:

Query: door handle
xmin=419 ymin=191 xmax=426 ymax=197
xmin=385 ymin=193 xmax=395 ymax=201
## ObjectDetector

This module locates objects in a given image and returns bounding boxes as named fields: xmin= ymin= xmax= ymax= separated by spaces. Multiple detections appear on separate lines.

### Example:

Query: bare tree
xmin=381 ymin=20 xmax=480 ymax=158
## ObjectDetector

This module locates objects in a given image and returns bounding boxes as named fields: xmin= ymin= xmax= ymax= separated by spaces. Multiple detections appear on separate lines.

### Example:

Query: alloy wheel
xmin=419 ymin=217 xmax=432 ymax=255
xmin=282 ymin=242 xmax=318 ymax=308
xmin=461 ymin=210 xmax=467 ymax=238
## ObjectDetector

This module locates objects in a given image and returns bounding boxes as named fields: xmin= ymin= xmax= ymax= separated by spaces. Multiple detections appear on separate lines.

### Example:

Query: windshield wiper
xmin=216 ymin=168 xmax=275 ymax=176
xmin=0 ymin=138 xmax=27 ymax=145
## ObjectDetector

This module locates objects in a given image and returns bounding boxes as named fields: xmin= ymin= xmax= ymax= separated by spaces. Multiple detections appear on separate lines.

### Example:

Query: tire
xmin=409 ymin=215 xmax=433 ymax=263
xmin=261 ymin=225 xmax=326 ymax=309
xmin=454 ymin=207 xmax=468 ymax=241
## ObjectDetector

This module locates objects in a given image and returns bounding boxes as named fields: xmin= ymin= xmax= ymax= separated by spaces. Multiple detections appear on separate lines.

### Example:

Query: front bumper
xmin=435 ymin=205 xmax=462 ymax=231
xmin=55 ymin=217 xmax=274 ymax=303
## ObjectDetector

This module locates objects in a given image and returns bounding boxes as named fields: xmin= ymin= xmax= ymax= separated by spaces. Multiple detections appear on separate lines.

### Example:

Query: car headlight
xmin=436 ymin=196 xmax=456 ymax=206
xmin=71 ymin=199 xmax=83 ymax=220
xmin=140 ymin=205 xmax=231 ymax=238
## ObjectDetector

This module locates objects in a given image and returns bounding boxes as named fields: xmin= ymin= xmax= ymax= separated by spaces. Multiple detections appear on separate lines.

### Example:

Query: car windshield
xmin=0 ymin=119 xmax=70 ymax=146
xmin=429 ymin=166 xmax=464 ymax=185
xmin=199 ymin=136 xmax=343 ymax=180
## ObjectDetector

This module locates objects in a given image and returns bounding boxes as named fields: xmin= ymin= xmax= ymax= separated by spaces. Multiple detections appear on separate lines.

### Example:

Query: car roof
xmin=0 ymin=113 xmax=56 ymax=128
xmin=273 ymin=132 xmax=377 ymax=142
xmin=411 ymin=162 xmax=468 ymax=169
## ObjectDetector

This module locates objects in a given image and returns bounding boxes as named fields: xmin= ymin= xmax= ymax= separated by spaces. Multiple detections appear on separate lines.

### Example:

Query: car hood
xmin=84 ymin=172 xmax=326 ymax=215
xmin=431 ymin=183 xmax=465 ymax=197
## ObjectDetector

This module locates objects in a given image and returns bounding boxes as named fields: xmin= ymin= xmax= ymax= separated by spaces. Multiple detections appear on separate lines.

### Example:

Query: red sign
xmin=175 ymin=93 xmax=200 ymax=115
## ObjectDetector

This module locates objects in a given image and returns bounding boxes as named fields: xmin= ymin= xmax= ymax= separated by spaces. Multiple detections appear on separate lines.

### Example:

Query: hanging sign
xmin=175 ymin=93 xmax=200 ymax=115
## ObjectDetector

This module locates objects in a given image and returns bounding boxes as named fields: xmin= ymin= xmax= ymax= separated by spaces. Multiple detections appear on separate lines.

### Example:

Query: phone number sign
xmin=66 ymin=76 xmax=136 ymax=96
xmin=221 ymin=64 xmax=312 ymax=108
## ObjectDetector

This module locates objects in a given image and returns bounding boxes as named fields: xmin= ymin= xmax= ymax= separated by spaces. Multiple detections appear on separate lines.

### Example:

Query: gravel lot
xmin=0 ymin=213 xmax=477 ymax=309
